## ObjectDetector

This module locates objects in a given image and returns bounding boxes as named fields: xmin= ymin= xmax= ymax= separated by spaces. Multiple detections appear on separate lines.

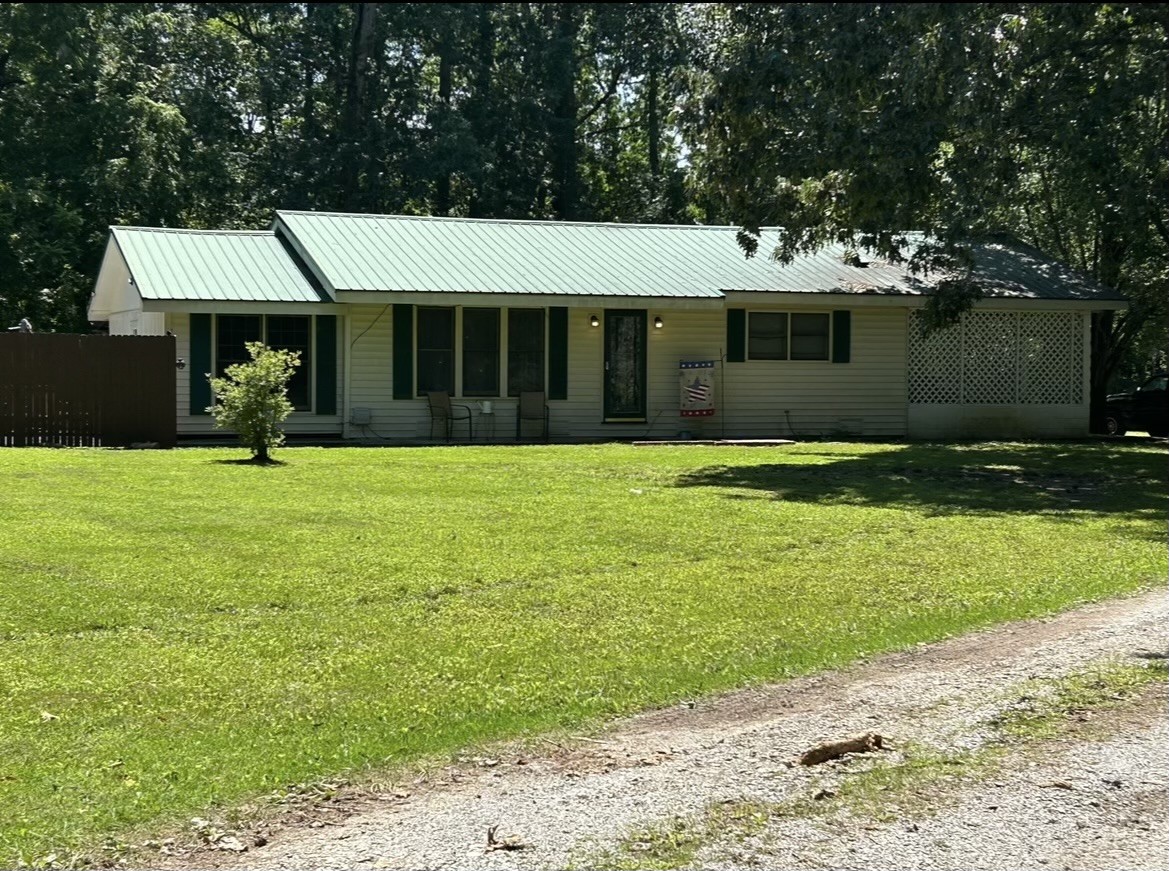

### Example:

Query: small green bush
xmin=207 ymin=342 xmax=300 ymax=461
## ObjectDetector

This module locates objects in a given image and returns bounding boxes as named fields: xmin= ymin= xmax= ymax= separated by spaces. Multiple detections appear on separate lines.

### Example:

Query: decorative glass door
xmin=603 ymin=310 xmax=647 ymax=421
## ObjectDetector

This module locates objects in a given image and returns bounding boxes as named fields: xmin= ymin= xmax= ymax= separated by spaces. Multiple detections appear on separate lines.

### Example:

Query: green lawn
xmin=1 ymin=441 xmax=1165 ymax=864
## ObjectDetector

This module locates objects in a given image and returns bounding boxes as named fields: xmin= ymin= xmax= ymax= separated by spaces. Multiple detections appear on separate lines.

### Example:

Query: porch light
xmin=176 ymin=358 xmax=186 ymax=370
xmin=589 ymin=314 xmax=600 ymax=327
xmin=654 ymin=316 xmax=664 ymax=329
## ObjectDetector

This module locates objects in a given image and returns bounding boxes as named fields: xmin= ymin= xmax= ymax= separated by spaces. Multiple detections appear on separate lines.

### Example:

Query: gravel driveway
xmin=166 ymin=589 xmax=1167 ymax=871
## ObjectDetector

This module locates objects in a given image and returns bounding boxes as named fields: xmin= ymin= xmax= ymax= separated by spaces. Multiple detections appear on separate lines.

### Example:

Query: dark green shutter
xmin=548 ymin=306 xmax=568 ymax=400
xmin=726 ymin=309 xmax=746 ymax=362
xmin=392 ymin=304 xmax=413 ymax=400
xmin=190 ymin=313 xmax=212 ymax=415
xmin=315 ymin=315 xmax=337 ymax=414
xmin=832 ymin=310 xmax=851 ymax=363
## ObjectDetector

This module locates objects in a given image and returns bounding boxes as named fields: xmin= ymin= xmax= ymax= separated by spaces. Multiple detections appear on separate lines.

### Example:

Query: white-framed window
xmin=747 ymin=311 xmax=831 ymax=361
xmin=415 ymin=306 xmax=546 ymax=398
xmin=215 ymin=314 xmax=313 ymax=410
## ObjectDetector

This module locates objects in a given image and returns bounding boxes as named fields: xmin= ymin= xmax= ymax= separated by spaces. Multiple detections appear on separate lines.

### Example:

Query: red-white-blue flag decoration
xmin=679 ymin=360 xmax=716 ymax=417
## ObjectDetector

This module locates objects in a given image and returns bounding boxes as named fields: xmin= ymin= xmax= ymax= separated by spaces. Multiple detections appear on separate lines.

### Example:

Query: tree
xmin=207 ymin=342 xmax=300 ymax=462
xmin=689 ymin=3 xmax=1168 ymax=426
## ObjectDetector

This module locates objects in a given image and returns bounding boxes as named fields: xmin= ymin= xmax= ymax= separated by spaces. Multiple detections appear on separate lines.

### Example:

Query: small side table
xmin=477 ymin=409 xmax=496 ymax=443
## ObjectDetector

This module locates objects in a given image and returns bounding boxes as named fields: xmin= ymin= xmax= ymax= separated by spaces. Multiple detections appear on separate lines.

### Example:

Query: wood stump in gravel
xmin=798 ymin=732 xmax=886 ymax=766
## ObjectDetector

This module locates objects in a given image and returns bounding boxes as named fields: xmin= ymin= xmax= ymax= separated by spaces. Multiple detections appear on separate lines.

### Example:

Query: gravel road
xmin=169 ymin=589 xmax=1167 ymax=871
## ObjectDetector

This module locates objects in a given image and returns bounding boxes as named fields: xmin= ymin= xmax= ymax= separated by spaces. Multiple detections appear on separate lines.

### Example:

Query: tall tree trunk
xmin=1087 ymin=215 xmax=1132 ymax=433
xmin=646 ymin=55 xmax=661 ymax=180
xmin=468 ymin=3 xmax=494 ymax=218
xmin=341 ymin=2 xmax=377 ymax=211
xmin=302 ymin=5 xmax=317 ymax=143
xmin=435 ymin=42 xmax=453 ymax=215
xmin=548 ymin=5 xmax=579 ymax=221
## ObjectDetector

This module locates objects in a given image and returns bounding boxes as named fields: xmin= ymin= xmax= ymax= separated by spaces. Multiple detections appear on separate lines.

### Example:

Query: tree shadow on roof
xmin=674 ymin=442 xmax=1167 ymax=524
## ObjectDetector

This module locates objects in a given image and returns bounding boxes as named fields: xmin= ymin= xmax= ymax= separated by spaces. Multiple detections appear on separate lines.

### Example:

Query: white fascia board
xmin=140 ymin=300 xmax=346 ymax=314
xmin=333 ymin=291 xmax=726 ymax=309
xmin=723 ymin=291 xmax=1127 ymax=311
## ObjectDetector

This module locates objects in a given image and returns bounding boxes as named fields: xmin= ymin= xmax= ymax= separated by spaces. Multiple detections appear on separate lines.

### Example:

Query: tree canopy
xmin=1 ymin=2 xmax=1164 ymax=401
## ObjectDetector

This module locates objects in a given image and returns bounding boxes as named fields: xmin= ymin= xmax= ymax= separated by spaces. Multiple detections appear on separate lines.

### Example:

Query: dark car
xmin=1105 ymin=373 xmax=1168 ymax=436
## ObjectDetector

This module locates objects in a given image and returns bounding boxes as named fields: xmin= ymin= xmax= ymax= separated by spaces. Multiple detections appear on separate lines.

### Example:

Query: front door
xmin=603 ymin=310 xmax=647 ymax=421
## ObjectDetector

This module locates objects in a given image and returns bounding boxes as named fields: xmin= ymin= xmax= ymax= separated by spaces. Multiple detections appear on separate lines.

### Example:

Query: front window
xmin=507 ymin=308 xmax=545 ymax=395
xmin=748 ymin=312 xmax=788 ymax=360
xmin=214 ymin=314 xmax=314 ymax=411
xmin=266 ymin=315 xmax=312 ymax=410
xmin=417 ymin=307 xmax=455 ymax=395
xmin=748 ymin=311 xmax=830 ymax=361
xmin=215 ymin=315 xmax=262 ymax=377
xmin=790 ymin=313 xmax=830 ymax=360
xmin=462 ymin=308 xmax=500 ymax=397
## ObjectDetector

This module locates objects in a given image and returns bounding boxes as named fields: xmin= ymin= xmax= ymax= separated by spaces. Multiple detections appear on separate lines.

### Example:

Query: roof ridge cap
xmin=276 ymin=210 xmax=750 ymax=231
xmin=112 ymin=226 xmax=272 ymax=236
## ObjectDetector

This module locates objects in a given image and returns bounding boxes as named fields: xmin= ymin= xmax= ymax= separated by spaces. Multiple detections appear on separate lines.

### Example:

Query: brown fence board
xmin=0 ymin=334 xmax=175 ymax=447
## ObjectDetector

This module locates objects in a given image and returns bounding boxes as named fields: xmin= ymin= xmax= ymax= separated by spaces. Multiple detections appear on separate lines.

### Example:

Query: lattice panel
xmin=962 ymin=311 xmax=1018 ymax=404
xmin=908 ymin=312 xmax=962 ymax=404
xmin=908 ymin=310 xmax=1084 ymax=406
xmin=1018 ymin=312 xmax=1083 ymax=404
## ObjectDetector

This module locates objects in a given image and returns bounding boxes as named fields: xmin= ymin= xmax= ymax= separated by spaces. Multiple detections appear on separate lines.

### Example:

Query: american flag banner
xmin=679 ymin=360 xmax=716 ymax=417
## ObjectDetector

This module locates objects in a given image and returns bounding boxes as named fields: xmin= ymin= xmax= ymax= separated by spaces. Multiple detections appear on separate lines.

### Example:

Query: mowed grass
xmin=0 ymin=441 xmax=1165 ymax=863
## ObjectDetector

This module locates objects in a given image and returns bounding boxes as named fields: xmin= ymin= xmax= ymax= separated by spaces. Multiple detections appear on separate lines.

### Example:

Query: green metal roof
xmin=97 ymin=216 xmax=1124 ymax=309
xmin=274 ymin=211 xmax=1123 ymax=302
xmin=961 ymin=241 xmax=1126 ymax=301
xmin=274 ymin=211 xmax=918 ymax=297
xmin=112 ymin=227 xmax=327 ymax=303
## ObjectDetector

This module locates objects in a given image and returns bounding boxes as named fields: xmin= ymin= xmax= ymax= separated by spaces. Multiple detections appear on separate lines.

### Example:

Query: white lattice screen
xmin=908 ymin=311 xmax=1083 ymax=405
xmin=907 ymin=317 xmax=962 ymax=404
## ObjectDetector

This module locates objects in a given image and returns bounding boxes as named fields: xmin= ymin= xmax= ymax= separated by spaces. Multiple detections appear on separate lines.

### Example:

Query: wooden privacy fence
xmin=0 ymin=333 xmax=176 ymax=447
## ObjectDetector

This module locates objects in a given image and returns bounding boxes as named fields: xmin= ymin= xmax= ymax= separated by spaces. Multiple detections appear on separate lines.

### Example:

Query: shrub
xmin=207 ymin=342 xmax=300 ymax=462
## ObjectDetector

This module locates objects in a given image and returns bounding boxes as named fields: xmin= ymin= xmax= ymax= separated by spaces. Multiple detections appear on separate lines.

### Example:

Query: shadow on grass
xmin=210 ymin=457 xmax=288 ymax=467
xmin=675 ymin=442 xmax=1167 ymax=520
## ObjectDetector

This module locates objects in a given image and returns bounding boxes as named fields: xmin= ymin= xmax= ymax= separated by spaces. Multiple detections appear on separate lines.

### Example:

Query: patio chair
xmin=427 ymin=391 xmax=473 ymax=442
xmin=516 ymin=391 xmax=549 ymax=442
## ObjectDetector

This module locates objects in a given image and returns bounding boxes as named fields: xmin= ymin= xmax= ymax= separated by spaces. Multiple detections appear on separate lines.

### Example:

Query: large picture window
xmin=507 ymin=308 xmax=545 ymax=396
xmin=215 ymin=314 xmax=314 ymax=411
xmin=462 ymin=308 xmax=500 ymax=397
xmin=748 ymin=311 xmax=830 ymax=361
xmin=409 ymin=306 xmax=547 ymax=398
xmin=417 ymin=307 xmax=455 ymax=395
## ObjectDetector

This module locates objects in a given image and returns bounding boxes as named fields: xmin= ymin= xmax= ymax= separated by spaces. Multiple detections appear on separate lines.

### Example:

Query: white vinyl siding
xmin=725 ymin=307 xmax=907 ymax=438
xmin=346 ymin=304 xmax=909 ymax=441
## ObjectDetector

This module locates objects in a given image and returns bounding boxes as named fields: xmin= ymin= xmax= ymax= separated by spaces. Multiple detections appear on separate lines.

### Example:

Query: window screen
xmin=507 ymin=309 xmax=545 ymax=396
xmin=790 ymin=313 xmax=830 ymax=360
xmin=748 ymin=312 xmax=788 ymax=360
xmin=215 ymin=315 xmax=262 ymax=377
xmin=416 ymin=307 xmax=455 ymax=395
xmin=462 ymin=308 xmax=500 ymax=397
xmin=267 ymin=315 xmax=312 ymax=409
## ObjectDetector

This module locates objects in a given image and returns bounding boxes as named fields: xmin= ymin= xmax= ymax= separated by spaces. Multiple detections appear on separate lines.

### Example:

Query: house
xmin=87 ymin=212 xmax=1126 ymax=442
